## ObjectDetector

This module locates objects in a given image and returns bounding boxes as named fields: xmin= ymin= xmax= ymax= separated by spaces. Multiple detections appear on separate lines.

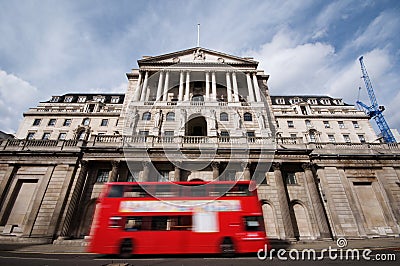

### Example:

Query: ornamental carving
xmin=193 ymin=48 xmax=205 ymax=61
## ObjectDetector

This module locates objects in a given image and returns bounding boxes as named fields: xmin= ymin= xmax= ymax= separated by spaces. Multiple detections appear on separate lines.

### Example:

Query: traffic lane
xmin=0 ymin=250 xmax=398 ymax=266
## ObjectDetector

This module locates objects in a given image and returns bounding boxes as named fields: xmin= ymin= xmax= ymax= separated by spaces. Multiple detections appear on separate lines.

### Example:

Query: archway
xmin=186 ymin=116 xmax=207 ymax=136
xmin=262 ymin=203 xmax=279 ymax=238
xmin=290 ymin=201 xmax=312 ymax=240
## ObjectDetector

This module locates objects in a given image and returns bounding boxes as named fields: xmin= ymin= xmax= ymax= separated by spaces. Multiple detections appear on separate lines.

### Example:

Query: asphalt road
xmin=0 ymin=250 xmax=398 ymax=266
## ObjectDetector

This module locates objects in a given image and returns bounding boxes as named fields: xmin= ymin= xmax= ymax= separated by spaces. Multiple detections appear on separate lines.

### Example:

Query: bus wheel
xmin=119 ymin=238 xmax=133 ymax=258
xmin=220 ymin=237 xmax=235 ymax=257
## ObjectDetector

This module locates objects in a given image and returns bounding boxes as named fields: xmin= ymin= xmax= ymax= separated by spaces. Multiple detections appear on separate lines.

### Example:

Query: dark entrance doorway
xmin=186 ymin=116 xmax=207 ymax=136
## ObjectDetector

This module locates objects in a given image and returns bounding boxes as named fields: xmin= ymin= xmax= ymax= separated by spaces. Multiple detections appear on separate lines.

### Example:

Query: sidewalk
xmin=0 ymin=237 xmax=398 ymax=254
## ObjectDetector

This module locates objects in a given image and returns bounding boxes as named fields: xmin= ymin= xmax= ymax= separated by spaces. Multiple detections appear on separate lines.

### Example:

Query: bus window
xmin=151 ymin=216 xmax=168 ymax=230
xmin=107 ymin=185 xmax=124 ymax=198
xmin=191 ymin=186 xmax=206 ymax=197
xmin=125 ymin=217 xmax=142 ymax=231
xmin=155 ymin=185 xmax=177 ymax=197
xmin=225 ymin=184 xmax=252 ymax=196
xmin=244 ymin=216 xmax=264 ymax=231
xmin=124 ymin=185 xmax=149 ymax=198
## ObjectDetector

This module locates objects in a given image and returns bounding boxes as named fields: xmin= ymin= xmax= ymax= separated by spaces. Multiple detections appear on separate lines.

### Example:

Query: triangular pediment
xmin=138 ymin=47 xmax=258 ymax=66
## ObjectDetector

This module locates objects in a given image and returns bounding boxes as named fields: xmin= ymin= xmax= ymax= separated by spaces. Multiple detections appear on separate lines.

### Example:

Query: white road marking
xmin=0 ymin=255 xmax=59 ymax=261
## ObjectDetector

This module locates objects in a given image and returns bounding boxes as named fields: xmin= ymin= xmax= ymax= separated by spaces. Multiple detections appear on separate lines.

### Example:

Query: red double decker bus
xmin=88 ymin=181 xmax=268 ymax=256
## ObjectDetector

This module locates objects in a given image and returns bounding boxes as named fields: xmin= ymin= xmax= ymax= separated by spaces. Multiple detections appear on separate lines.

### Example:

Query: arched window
xmin=244 ymin=112 xmax=253 ymax=121
xmin=166 ymin=112 xmax=175 ymax=121
xmin=142 ymin=112 xmax=151 ymax=120
xmin=220 ymin=112 xmax=229 ymax=121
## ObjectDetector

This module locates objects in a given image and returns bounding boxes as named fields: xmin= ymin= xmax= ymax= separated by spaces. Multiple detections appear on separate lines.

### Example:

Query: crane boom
xmin=359 ymin=56 xmax=378 ymax=109
xmin=356 ymin=56 xmax=396 ymax=143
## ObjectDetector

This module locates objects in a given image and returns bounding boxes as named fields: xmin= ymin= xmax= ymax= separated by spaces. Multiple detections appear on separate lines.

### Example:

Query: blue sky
xmin=0 ymin=0 xmax=399 ymax=134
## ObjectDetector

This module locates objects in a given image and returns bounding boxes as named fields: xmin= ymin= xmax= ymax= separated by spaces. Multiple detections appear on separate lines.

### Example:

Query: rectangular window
xmin=287 ymin=121 xmax=294 ymax=128
xmin=26 ymin=132 xmax=35 ymax=140
xmin=33 ymin=119 xmax=41 ymax=126
xmin=358 ymin=135 xmax=366 ymax=143
xmin=305 ymin=120 xmax=311 ymax=127
xmin=100 ymin=119 xmax=109 ymax=126
xmin=63 ymin=119 xmax=72 ymax=126
xmin=246 ymin=131 xmax=255 ymax=142
xmin=328 ymin=134 xmax=336 ymax=143
xmin=353 ymin=121 xmax=360 ymax=129
xmin=50 ymin=96 xmax=60 ymax=102
xmin=42 ymin=133 xmax=51 ymax=140
xmin=87 ymin=104 xmax=95 ymax=112
xmin=58 ymin=133 xmax=67 ymax=140
xmin=290 ymin=133 xmax=297 ymax=138
xmin=48 ymin=119 xmax=56 ymax=126
xmin=244 ymin=216 xmax=264 ymax=232
xmin=309 ymin=133 xmax=316 ymax=142
xmin=338 ymin=121 xmax=345 ymax=129
xmin=139 ymin=130 xmax=149 ymax=136
xmin=220 ymin=131 xmax=230 ymax=142
xmin=96 ymin=169 xmax=110 ymax=183
xmin=77 ymin=96 xmax=86 ymax=103
xmin=64 ymin=96 xmax=73 ymax=102
xmin=286 ymin=173 xmax=297 ymax=185
xmin=343 ymin=134 xmax=351 ymax=143
xmin=323 ymin=121 xmax=330 ymax=128
xmin=111 ymin=96 xmax=120 ymax=103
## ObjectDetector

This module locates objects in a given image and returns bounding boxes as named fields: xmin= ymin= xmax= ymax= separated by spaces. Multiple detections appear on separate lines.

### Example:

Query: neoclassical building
xmin=0 ymin=47 xmax=399 ymax=243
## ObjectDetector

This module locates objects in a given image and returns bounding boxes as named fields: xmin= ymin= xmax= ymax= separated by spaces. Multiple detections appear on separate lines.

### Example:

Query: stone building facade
xmin=0 ymin=47 xmax=399 ymax=243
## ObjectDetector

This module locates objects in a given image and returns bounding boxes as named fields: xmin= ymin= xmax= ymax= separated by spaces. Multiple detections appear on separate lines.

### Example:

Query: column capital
xmin=241 ymin=161 xmax=251 ymax=169
xmin=172 ymin=161 xmax=183 ymax=167
xmin=211 ymin=161 xmax=220 ymax=169
xmin=111 ymin=160 xmax=120 ymax=169
xmin=80 ymin=160 xmax=88 ymax=170
xmin=271 ymin=162 xmax=281 ymax=171
xmin=301 ymin=162 xmax=314 ymax=171
xmin=142 ymin=161 xmax=151 ymax=168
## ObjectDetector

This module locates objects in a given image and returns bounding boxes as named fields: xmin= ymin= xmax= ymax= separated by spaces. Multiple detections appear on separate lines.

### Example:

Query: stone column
xmin=376 ymin=166 xmax=400 ymax=222
xmin=140 ymin=71 xmax=149 ymax=102
xmin=142 ymin=161 xmax=151 ymax=181
xmin=211 ymin=72 xmax=217 ymax=101
xmin=253 ymin=73 xmax=262 ymax=102
xmin=162 ymin=71 xmax=170 ymax=101
xmin=226 ymin=72 xmax=233 ymax=102
xmin=246 ymin=72 xmax=255 ymax=102
xmin=211 ymin=162 xmax=220 ymax=179
xmin=156 ymin=71 xmax=164 ymax=101
xmin=242 ymin=162 xmax=251 ymax=180
xmin=109 ymin=161 xmax=120 ymax=182
xmin=232 ymin=72 xmax=239 ymax=102
xmin=0 ymin=164 xmax=19 ymax=212
xmin=178 ymin=71 xmax=184 ymax=101
xmin=184 ymin=71 xmax=190 ymax=101
xmin=272 ymin=162 xmax=295 ymax=239
xmin=302 ymin=163 xmax=331 ymax=238
xmin=133 ymin=72 xmax=142 ymax=101
xmin=174 ymin=164 xmax=181 ymax=181
xmin=60 ymin=160 xmax=88 ymax=237
xmin=205 ymin=71 xmax=210 ymax=101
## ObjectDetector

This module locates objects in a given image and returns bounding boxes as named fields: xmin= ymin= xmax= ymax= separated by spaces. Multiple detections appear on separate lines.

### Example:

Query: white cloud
xmin=0 ymin=70 xmax=40 ymax=134
xmin=246 ymin=30 xmax=336 ymax=95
